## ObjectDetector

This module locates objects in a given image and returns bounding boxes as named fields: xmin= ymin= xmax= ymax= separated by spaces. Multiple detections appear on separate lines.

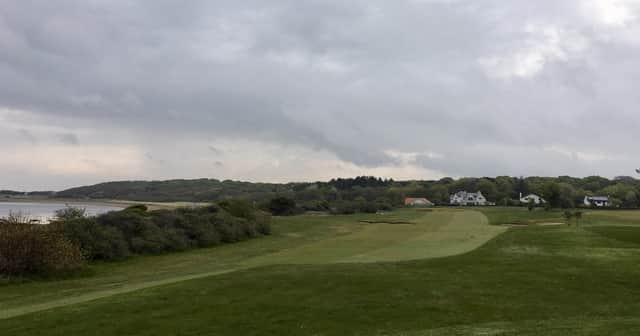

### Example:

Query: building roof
xmin=586 ymin=196 xmax=609 ymax=201
xmin=452 ymin=191 xmax=484 ymax=197
xmin=405 ymin=197 xmax=433 ymax=204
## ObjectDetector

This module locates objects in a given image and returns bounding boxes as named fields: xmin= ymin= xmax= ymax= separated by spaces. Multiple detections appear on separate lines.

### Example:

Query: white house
xmin=584 ymin=196 xmax=610 ymax=207
xmin=450 ymin=191 xmax=487 ymax=206
xmin=520 ymin=193 xmax=546 ymax=205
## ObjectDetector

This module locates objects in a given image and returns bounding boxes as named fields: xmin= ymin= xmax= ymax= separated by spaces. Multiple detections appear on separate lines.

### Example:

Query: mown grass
xmin=3 ymin=208 xmax=640 ymax=335
xmin=1 ymin=209 xmax=500 ymax=318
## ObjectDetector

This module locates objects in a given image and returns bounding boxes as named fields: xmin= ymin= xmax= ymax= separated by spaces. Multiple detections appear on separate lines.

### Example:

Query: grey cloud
xmin=208 ymin=146 xmax=223 ymax=155
xmin=145 ymin=152 xmax=165 ymax=165
xmin=18 ymin=129 xmax=37 ymax=144
xmin=1 ymin=0 xmax=640 ymax=189
xmin=57 ymin=133 xmax=79 ymax=145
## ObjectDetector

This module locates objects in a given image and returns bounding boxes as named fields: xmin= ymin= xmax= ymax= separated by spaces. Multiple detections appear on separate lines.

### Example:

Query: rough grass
xmin=477 ymin=206 xmax=565 ymax=225
xmin=3 ymin=208 xmax=640 ymax=335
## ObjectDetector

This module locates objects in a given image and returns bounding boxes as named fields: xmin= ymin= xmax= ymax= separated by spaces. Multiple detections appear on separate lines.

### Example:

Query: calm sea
xmin=0 ymin=202 xmax=122 ymax=223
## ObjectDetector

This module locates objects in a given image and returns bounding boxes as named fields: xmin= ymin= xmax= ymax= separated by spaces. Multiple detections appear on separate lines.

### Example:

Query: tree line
xmin=5 ymin=175 xmax=640 ymax=215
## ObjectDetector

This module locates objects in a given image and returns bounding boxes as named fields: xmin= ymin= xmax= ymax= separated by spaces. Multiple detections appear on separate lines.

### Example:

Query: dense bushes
xmin=1 ymin=202 xmax=271 ymax=277
xmin=58 ymin=203 xmax=271 ymax=261
xmin=60 ymin=217 xmax=130 ymax=260
xmin=265 ymin=197 xmax=298 ymax=216
xmin=0 ymin=214 xmax=86 ymax=277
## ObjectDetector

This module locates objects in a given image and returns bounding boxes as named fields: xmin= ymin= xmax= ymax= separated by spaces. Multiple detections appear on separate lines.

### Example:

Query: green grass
xmin=3 ymin=208 xmax=640 ymax=335
xmin=585 ymin=226 xmax=640 ymax=245
xmin=584 ymin=210 xmax=640 ymax=226
xmin=0 ymin=208 xmax=502 ymax=319
xmin=477 ymin=206 xmax=565 ymax=225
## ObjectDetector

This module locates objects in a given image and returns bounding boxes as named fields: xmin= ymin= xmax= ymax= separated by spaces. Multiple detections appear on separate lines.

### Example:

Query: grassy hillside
xmin=2 ymin=208 xmax=640 ymax=335
xmin=54 ymin=179 xmax=292 ymax=202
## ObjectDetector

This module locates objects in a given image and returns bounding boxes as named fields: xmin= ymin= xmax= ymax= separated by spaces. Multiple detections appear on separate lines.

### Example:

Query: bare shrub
xmin=0 ymin=214 xmax=86 ymax=277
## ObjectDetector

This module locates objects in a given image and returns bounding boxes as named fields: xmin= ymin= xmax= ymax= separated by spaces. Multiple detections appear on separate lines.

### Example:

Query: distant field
xmin=2 ymin=208 xmax=640 ymax=335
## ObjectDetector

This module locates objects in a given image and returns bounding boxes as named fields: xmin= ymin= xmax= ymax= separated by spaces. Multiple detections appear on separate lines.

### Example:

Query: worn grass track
xmin=0 ymin=269 xmax=236 ymax=319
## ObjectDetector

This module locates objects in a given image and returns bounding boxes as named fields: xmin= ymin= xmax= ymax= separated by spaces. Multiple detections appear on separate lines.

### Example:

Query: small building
xmin=450 ymin=191 xmax=487 ymax=206
xmin=584 ymin=196 xmax=610 ymax=207
xmin=404 ymin=198 xmax=434 ymax=207
xmin=520 ymin=193 xmax=546 ymax=205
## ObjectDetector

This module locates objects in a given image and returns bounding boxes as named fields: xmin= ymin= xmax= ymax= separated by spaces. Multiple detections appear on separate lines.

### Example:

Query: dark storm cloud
xmin=1 ymin=0 xmax=640 ymax=189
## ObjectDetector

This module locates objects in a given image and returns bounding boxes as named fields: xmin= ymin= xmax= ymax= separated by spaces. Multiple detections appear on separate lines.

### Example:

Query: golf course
xmin=2 ymin=207 xmax=640 ymax=335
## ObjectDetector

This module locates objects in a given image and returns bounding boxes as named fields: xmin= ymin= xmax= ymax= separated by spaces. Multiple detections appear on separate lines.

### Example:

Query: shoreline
xmin=0 ymin=198 xmax=127 ymax=209
xmin=0 ymin=198 xmax=210 ymax=210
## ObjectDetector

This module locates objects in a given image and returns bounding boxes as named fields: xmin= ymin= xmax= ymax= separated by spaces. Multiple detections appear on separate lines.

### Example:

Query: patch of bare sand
xmin=330 ymin=225 xmax=353 ymax=233
xmin=285 ymin=232 xmax=303 ymax=238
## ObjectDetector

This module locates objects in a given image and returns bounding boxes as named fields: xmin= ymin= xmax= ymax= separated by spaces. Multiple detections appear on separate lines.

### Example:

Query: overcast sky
xmin=1 ymin=0 xmax=639 ymax=190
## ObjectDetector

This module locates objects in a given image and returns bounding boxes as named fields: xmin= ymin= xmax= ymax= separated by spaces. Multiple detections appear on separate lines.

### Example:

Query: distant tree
xmin=266 ymin=197 xmax=297 ymax=216
xmin=54 ymin=206 xmax=87 ymax=221
xmin=573 ymin=211 xmax=583 ymax=227
xmin=477 ymin=179 xmax=499 ymax=202
xmin=563 ymin=210 xmax=574 ymax=226
xmin=543 ymin=182 xmax=575 ymax=209
xmin=527 ymin=199 xmax=535 ymax=211
xmin=624 ymin=191 xmax=639 ymax=208
xmin=495 ymin=176 xmax=515 ymax=200
xmin=428 ymin=184 xmax=449 ymax=205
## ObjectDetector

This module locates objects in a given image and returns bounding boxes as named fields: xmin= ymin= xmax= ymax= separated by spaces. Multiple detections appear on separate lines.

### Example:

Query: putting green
xmin=243 ymin=210 xmax=505 ymax=266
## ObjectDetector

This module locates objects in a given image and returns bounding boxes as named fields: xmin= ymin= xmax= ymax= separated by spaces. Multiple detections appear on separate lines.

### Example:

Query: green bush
xmin=60 ymin=218 xmax=130 ymax=260
xmin=219 ymin=199 xmax=256 ymax=220
xmin=54 ymin=201 xmax=272 ymax=262
xmin=266 ymin=197 xmax=298 ymax=216
xmin=332 ymin=202 xmax=358 ymax=215
xmin=54 ymin=206 xmax=87 ymax=221
xmin=359 ymin=202 xmax=379 ymax=214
